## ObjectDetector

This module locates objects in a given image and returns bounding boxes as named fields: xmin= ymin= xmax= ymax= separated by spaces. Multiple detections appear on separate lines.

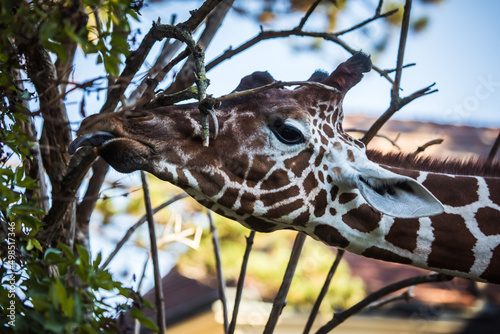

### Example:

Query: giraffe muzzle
xmin=68 ymin=131 xmax=117 ymax=154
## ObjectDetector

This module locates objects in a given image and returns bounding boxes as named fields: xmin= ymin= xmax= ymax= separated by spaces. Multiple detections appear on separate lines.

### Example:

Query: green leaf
xmin=131 ymin=309 xmax=159 ymax=332
xmin=39 ymin=20 xmax=59 ymax=42
xmin=44 ymin=248 xmax=63 ymax=262
xmin=58 ymin=242 xmax=76 ymax=262
xmin=93 ymin=252 xmax=102 ymax=270
xmin=11 ymin=204 xmax=46 ymax=215
xmin=76 ymin=244 xmax=90 ymax=266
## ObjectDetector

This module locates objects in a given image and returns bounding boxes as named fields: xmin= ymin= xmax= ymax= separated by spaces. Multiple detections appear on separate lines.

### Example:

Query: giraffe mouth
xmin=69 ymin=131 xmax=118 ymax=154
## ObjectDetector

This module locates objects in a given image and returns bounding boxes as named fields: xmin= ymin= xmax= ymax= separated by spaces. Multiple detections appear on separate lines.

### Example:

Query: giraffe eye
xmin=271 ymin=119 xmax=305 ymax=145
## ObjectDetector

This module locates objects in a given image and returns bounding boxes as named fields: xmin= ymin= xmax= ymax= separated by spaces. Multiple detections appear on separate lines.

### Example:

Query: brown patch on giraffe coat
xmin=246 ymin=154 xmax=276 ymax=185
xmin=314 ymin=147 xmax=326 ymax=167
xmin=224 ymin=157 xmax=249 ymax=182
xmin=480 ymin=244 xmax=500 ymax=283
xmin=313 ymin=189 xmax=328 ymax=218
xmin=484 ymin=178 xmax=500 ymax=207
xmin=362 ymin=246 xmax=413 ymax=264
xmin=235 ymin=192 xmax=257 ymax=216
xmin=342 ymin=204 xmax=381 ymax=233
xmin=264 ymin=199 xmax=303 ymax=219
xmin=216 ymin=186 xmax=240 ymax=210
xmin=284 ymin=150 xmax=313 ymax=177
xmin=260 ymin=186 xmax=300 ymax=207
xmin=331 ymin=167 xmax=342 ymax=179
xmin=261 ymin=169 xmax=290 ymax=190
xmin=332 ymin=142 xmax=342 ymax=151
xmin=329 ymin=207 xmax=337 ymax=216
xmin=330 ymin=185 xmax=339 ymax=201
xmin=304 ymin=171 xmax=319 ymax=192
xmin=176 ymin=168 xmax=188 ymax=187
xmin=314 ymin=224 xmax=350 ymax=248
xmin=292 ymin=210 xmax=310 ymax=227
xmin=422 ymin=174 xmax=479 ymax=207
xmin=318 ymin=171 xmax=325 ymax=184
xmin=428 ymin=213 xmax=477 ymax=273
xmin=476 ymin=207 xmax=500 ymax=236
xmin=338 ymin=192 xmax=357 ymax=204
xmin=347 ymin=150 xmax=355 ymax=163
xmin=192 ymin=171 xmax=224 ymax=198
xmin=245 ymin=216 xmax=278 ymax=233
xmin=385 ymin=218 xmax=419 ymax=252
xmin=323 ymin=124 xmax=334 ymax=138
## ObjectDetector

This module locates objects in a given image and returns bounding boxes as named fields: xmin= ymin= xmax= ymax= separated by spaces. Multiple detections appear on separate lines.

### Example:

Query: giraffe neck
xmin=311 ymin=163 xmax=500 ymax=284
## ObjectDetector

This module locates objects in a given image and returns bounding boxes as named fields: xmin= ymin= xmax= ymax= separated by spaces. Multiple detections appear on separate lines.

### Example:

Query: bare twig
xmin=303 ymin=249 xmax=345 ymax=334
xmin=296 ymin=0 xmax=323 ymax=31
xmin=75 ymin=158 xmax=109 ymax=247
xmin=125 ymin=14 xmax=182 ymax=107
xmin=208 ymin=211 xmax=229 ymax=333
xmin=228 ymin=230 xmax=256 ymax=334
xmin=382 ymin=63 xmax=416 ymax=75
xmin=140 ymin=171 xmax=166 ymax=333
xmin=375 ymin=0 xmax=385 ymax=15
xmin=166 ymin=0 xmax=234 ymax=95
xmin=365 ymin=286 xmax=414 ymax=311
xmin=345 ymin=128 xmax=401 ymax=150
xmin=335 ymin=8 xmax=398 ymax=36
xmin=206 ymin=29 xmax=394 ymax=84
xmin=487 ymin=131 xmax=500 ymax=162
xmin=218 ymin=80 xmax=341 ymax=101
xmin=413 ymin=138 xmax=444 ymax=155
xmin=391 ymin=0 xmax=412 ymax=102
xmin=99 ymin=193 xmax=188 ymax=271
xmin=263 ymin=232 xmax=307 ymax=334
xmin=362 ymin=84 xmax=437 ymax=145
xmin=100 ymin=0 xmax=223 ymax=114
xmin=316 ymin=273 xmax=453 ymax=334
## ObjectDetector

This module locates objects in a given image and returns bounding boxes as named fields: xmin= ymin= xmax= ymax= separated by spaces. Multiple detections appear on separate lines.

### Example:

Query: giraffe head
xmin=71 ymin=53 xmax=443 ymax=234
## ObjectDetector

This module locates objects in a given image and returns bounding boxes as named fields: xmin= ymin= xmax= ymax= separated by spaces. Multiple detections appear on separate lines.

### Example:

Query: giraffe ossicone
xmin=71 ymin=52 xmax=500 ymax=284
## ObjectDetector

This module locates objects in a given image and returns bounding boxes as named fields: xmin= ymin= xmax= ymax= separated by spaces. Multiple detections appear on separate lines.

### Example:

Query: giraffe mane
xmin=367 ymin=150 xmax=500 ymax=178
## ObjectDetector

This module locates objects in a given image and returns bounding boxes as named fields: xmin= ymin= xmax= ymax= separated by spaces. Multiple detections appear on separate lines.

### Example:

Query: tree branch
xmin=391 ymin=0 xmax=412 ymax=103
xmin=166 ymin=0 xmax=234 ymax=95
xmin=335 ymin=8 xmax=398 ymax=36
xmin=206 ymin=29 xmax=393 ymax=83
xmin=228 ymin=230 xmax=255 ymax=334
xmin=263 ymin=232 xmax=306 ymax=334
xmin=140 ymin=171 xmax=166 ymax=333
xmin=296 ymin=0 xmax=323 ymax=31
xmin=303 ymin=249 xmax=345 ymax=334
xmin=75 ymin=158 xmax=109 ymax=247
xmin=316 ymin=273 xmax=453 ymax=334
xmin=208 ymin=210 xmax=229 ymax=333
xmin=487 ymin=131 xmax=500 ymax=162
xmin=361 ymin=83 xmax=437 ymax=145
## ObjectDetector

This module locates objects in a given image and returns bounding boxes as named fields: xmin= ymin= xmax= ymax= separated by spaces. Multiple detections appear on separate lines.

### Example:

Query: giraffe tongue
xmin=68 ymin=132 xmax=116 ymax=154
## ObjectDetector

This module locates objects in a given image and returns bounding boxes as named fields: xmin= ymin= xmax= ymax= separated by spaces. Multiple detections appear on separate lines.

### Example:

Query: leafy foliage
xmin=0 ymin=0 xmax=155 ymax=332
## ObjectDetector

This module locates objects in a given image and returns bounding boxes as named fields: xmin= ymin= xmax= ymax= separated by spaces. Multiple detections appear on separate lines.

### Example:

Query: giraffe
xmin=70 ymin=53 xmax=500 ymax=284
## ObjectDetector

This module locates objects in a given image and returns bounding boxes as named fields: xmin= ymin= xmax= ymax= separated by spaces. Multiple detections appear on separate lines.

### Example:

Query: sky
xmin=100 ymin=0 xmax=500 ymax=129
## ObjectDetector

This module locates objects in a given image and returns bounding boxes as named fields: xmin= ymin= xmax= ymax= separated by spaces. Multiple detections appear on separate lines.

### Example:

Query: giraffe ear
xmin=323 ymin=52 xmax=372 ymax=94
xmin=233 ymin=71 xmax=276 ymax=92
xmin=355 ymin=174 xmax=444 ymax=218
